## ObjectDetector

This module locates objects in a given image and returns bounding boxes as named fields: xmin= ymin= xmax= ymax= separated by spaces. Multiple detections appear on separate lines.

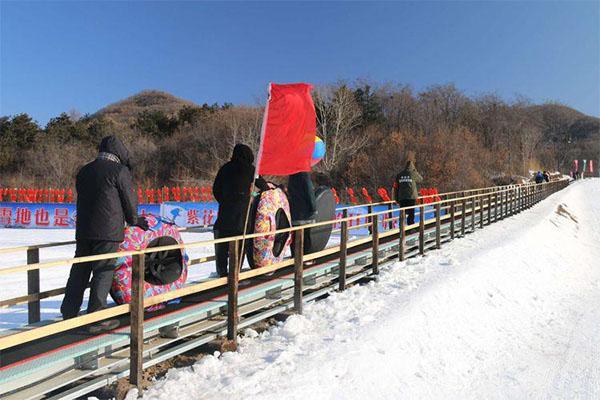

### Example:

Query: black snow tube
xmin=304 ymin=186 xmax=336 ymax=254
xmin=144 ymin=236 xmax=183 ymax=286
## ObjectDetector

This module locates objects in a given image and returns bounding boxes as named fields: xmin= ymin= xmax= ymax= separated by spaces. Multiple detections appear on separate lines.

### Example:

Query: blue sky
xmin=1 ymin=1 xmax=598 ymax=125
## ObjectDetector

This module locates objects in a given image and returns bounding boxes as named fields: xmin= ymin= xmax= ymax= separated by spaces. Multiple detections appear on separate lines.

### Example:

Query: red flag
xmin=257 ymin=83 xmax=317 ymax=176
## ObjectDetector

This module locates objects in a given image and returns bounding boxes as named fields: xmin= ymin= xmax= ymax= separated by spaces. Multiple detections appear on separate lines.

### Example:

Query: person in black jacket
xmin=288 ymin=172 xmax=317 ymax=225
xmin=212 ymin=144 xmax=256 ymax=277
xmin=61 ymin=135 xmax=147 ymax=330
xmin=534 ymin=171 xmax=544 ymax=184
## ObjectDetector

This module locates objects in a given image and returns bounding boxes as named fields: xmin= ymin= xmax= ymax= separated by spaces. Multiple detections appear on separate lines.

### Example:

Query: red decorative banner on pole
xmin=256 ymin=83 xmax=317 ymax=176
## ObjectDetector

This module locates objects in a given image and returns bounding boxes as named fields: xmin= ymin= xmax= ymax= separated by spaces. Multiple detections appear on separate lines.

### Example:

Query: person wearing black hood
xmin=61 ymin=135 xmax=147 ymax=332
xmin=212 ymin=144 xmax=258 ymax=277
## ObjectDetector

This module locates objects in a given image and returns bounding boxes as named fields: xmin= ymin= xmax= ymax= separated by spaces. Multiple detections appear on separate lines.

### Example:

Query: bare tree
xmin=313 ymin=84 xmax=366 ymax=173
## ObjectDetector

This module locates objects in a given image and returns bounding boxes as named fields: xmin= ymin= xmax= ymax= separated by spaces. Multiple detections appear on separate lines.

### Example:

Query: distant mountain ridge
xmin=2 ymin=86 xmax=598 ymax=188
xmin=95 ymin=90 xmax=599 ymax=140
xmin=527 ymin=103 xmax=599 ymax=141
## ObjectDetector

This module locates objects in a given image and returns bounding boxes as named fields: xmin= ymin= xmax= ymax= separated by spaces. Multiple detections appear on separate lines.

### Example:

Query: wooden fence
xmin=0 ymin=179 xmax=568 ymax=396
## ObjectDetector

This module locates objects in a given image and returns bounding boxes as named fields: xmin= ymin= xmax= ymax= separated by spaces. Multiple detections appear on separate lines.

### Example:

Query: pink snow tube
xmin=110 ymin=215 xmax=189 ymax=310
xmin=246 ymin=188 xmax=292 ymax=269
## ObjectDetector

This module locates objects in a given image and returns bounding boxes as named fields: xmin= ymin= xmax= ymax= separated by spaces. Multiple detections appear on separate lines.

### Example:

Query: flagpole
xmin=236 ymin=83 xmax=272 ymax=273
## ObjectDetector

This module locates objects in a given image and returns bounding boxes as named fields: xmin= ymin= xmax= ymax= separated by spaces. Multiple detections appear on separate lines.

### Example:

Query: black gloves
xmin=134 ymin=216 xmax=149 ymax=231
xmin=255 ymin=176 xmax=269 ymax=192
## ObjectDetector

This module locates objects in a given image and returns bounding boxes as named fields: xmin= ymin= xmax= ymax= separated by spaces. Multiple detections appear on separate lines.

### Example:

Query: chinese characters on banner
xmin=0 ymin=201 xmax=441 ymax=234
xmin=0 ymin=204 xmax=75 ymax=228
xmin=0 ymin=203 xmax=160 ymax=229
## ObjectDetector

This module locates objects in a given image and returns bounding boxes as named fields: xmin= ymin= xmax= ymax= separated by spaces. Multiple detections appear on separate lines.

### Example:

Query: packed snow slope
xmin=129 ymin=179 xmax=600 ymax=400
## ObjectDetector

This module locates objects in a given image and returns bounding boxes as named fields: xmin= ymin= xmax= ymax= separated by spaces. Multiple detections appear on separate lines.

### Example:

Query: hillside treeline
xmin=1 ymin=83 xmax=598 ymax=192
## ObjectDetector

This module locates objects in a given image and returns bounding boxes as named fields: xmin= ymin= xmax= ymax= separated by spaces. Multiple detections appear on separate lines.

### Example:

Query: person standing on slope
xmin=394 ymin=160 xmax=423 ymax=226
xmin=61 ymin=135 xmax=147 ymax=332
xmin=212 ymin=144 xmax=257 ymax=278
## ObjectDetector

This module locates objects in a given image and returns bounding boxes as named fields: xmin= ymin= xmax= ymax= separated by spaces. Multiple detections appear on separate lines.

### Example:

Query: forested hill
xmin=95 ymin=90 xmax=198 ymax=126
xmin=526 ymin=103 xmax=600 ymax=141
xmin=1 ymin=84 xmax=598 ymax=191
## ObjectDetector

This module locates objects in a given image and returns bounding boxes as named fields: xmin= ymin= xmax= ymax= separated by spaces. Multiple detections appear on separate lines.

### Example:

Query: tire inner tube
xmin=144 ymin=236 xmax=183 ymax=285
xmin=246 ymin=187 xmax=292 ymax=269
xmin=304 ymin=186 xmax=336 ymax=254
xmin=110 ymin=215 xmax=189 ymax=310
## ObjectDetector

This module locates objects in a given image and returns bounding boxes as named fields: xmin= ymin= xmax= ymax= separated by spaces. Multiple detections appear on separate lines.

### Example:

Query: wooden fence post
xmin=487 ymin=194 xmax=492 ymax=225
xmin=294 ymin=229 xmax=304 ymax=314
xmin=399 ymin=209 xmax=406 ymax=262
xmin=226 ymin=240 xmax=239 ymax=346
xmin=27 ymin=248 xmax=40 ymax=324
xmin=372 ymin=213 xmax=380 ymax=275
xmin=387 ymin=203 xmax=394 ymax=230
xmin=130 ymin=253 xmax=145 ymax=391
xmin=461 ymin=199 xmax=466 ymax=236
xmin=435 ymin=203 xmax=441 ymax=249
xmin=450 ymin=201 xmax=455 ymax=239
xmin=494 ymin=192 xmax=499 ymax=221
xmin=339 ymin=210 xmax=348 ymax=291
xmin=419 ymin=206 xmax=425 ymax=255
xmin=470 ymin=198 xmax=476 ymax=231
xmin=479 ymin=195 xmax=484 ymax=229
xmin=520 ymin=187 xmax=524 ymax=211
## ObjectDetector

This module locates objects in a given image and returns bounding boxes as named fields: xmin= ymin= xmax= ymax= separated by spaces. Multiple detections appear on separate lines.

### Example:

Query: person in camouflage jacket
xmin=393 ymin=160 xmax=423 ymax=225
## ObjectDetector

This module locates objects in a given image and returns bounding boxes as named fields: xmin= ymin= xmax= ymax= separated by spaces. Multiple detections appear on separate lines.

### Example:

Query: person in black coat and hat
xmin=212 ymin=144 xmax=261 ymax=277
xmin=61 ymin=135 xmax=147 ymax=332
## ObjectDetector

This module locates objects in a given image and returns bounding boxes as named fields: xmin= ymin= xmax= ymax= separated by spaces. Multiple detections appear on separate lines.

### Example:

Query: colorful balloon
xmin=311 ymin=136 xmax=325 ymax=166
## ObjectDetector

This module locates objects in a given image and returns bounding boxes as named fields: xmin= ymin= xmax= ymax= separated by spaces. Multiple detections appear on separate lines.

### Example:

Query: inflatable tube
xmin=304 ymin=186 xmax=336 ymax=254
xmin=246 ymin=187 xmax=292 ymax=269
xmin=110 ymin=215 xmax=189 ymax=310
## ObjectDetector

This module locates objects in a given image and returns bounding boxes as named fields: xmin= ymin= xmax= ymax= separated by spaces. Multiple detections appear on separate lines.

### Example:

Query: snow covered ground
xmin=125 ymin=179 xmax=600 ymax=400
